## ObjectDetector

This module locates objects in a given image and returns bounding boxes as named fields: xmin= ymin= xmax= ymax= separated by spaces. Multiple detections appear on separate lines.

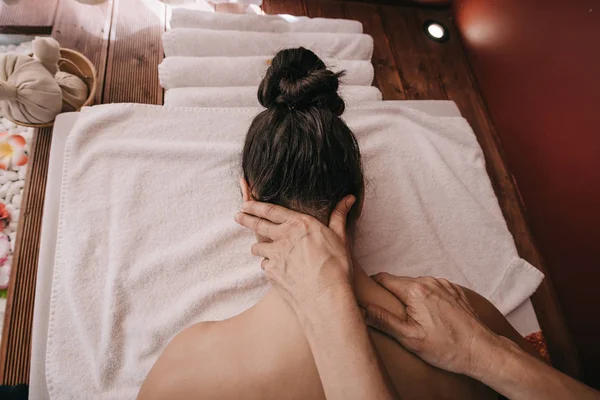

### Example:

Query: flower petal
xmin=13 ymin=153 xmax=28 ymax=167
xmin=0 ymin=155 xmax=11 ymax=170
xmin=7 ymin=134 xmax=26 ymax=149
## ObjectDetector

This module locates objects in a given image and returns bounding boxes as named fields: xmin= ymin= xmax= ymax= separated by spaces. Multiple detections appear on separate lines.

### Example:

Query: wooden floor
xmin=0 ymin=0 xmax=581 ymax=385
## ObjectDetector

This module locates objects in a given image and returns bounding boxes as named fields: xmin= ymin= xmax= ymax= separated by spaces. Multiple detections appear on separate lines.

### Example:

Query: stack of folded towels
xmin=160 ymin=8 xmax=379 ymax=107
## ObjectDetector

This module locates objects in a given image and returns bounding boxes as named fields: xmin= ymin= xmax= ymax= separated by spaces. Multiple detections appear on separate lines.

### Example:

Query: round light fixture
xmin=423 ymin=20 xmax=449 ymax=43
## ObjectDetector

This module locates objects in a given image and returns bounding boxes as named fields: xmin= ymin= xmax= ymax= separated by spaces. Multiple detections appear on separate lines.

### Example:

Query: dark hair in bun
xmin=258 ymin=47 xmax=345 ymax=115
xmin=242 ymin=47 xmax=364 ymax=225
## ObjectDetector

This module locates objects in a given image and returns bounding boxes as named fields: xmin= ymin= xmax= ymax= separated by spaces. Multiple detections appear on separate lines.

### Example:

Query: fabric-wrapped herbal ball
xmin=32 ymin=36 xmax=60 ymax=75
xmin=56 ymin=71 xmax=89 ymax=112
xmin=0 ymin=53 xmax=63 ymax=124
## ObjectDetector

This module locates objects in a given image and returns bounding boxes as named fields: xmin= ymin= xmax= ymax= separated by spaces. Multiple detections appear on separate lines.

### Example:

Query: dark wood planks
xmin=262 ymin=0 xmax=306 ymax=16
xmin=304 ymin=0 xmax=345 ymax=18
xmin=379 ymin=6 xmax=445 ymax=99
xmin=0 ymin=0 xmax=115 ymax=384
xmin=343 ymin=0 xmax=451 ymax=7
xmin=0 ymin=128 xmax=53 ymax=384
xmin=103 ymin=0 xmax=165 ymax=104
xmin=0 ymin=0 xmax=58 ymax=34
xmin=414 ymin=8 xmax=581 ymax=377
xmin=343 ymin=2 xmax=405 ymax=99
xmin=52 ymin=0 xmax=114 ymax=105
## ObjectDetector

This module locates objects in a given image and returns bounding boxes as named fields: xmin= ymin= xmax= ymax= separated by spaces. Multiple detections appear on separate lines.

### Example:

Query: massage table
xmin=28 ymin=101 xmax=541 ymax=399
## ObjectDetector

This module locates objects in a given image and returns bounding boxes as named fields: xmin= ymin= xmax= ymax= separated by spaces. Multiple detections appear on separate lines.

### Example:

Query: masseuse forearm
xmin=299 ymin=287 xmax=397 ymax=400
xmin=472 ymin=336 xmax=599 ymax=400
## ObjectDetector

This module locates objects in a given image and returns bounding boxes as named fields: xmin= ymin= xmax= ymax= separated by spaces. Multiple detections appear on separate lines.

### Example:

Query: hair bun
xmin=258 ymin=47 xmax=345 ymax=116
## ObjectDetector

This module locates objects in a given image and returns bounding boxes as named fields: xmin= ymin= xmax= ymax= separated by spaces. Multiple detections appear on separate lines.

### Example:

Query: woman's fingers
xmin=241 ymin=200 xmax=294 ymax=224
xmin=328 ymin=195 xmax=356 ymax=241
xmin=234 ymin=211 xmax=279 ymax=239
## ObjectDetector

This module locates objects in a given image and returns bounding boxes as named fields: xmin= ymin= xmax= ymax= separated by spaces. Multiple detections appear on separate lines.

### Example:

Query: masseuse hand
xmin=362 ymin=274 xmax=498 ymax=376
xmin=234 ymin=195 xmax=356 ymax=313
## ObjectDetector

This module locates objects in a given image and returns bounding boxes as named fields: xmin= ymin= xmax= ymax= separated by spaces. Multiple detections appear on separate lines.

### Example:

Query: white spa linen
xmin=170 ymin=9 xmax=363 ymax=33
xmin=164 ymin=86 xmax=382 ymax=107
xmin=46 ymin=103 xmax=543 ymax=399
xmin=163 ymin=28 xmax=373 ymax=60
xmin=158 ymin=56 xmax=374 ymax=89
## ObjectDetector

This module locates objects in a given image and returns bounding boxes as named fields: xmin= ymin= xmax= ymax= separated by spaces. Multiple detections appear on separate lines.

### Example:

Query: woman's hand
xmin=234 ymin=195 xmax=356 ymax=315
xmin=361 ymin=274 xmax=499 ymax=376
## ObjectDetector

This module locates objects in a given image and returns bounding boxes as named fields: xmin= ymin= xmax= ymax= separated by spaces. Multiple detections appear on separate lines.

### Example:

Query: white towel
xmin=170 ymin=9 xmax=363 ymax=33
xmin=46 ymin=103 xmax=542 ymax=399
xmin=163 ymin=28 xmax=374 ymax=60
xmin=163 ymin=86 xmax=382 ymax=107
xmin=158 ymin=56 xmax=374 ymax=89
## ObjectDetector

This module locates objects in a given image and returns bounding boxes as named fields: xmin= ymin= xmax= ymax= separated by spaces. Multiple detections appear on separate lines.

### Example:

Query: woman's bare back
xmin=138 ymin=267 xmax=539 ymax=399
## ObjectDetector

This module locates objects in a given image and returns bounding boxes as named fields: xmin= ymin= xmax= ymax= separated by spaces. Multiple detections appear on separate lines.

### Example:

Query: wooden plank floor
xmin=0 ymin=0 xmax=58 ymax=35
xmin=0 ymin=0 xmax=580 ymax=385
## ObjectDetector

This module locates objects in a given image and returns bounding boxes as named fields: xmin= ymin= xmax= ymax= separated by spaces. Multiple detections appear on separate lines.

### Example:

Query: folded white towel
xmin=46 ymin=103 xmax=542 ymax=399
xmin=164 ymin=86 xmax=382 ymax=107
xmin=163 ymin=28 xmax=374 ymax=60
xmin=158 ymin=56 xmax=374 ymax=89
xmin=170 ymin=9 xmax=363 ymax=33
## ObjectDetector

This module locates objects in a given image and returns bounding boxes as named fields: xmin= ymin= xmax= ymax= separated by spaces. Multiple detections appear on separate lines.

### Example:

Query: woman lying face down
xmin=137 ymin=47 xmax=541 ymax=400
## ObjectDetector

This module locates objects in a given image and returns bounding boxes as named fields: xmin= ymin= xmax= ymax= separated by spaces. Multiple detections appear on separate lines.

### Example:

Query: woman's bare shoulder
xmin=460 ymin=287 xmax=544 ymax=361
xmin=137 ymin=321 xmax=219 ymax=400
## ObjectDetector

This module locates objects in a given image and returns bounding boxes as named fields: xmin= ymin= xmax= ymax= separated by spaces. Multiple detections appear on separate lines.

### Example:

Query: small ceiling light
xmin=423 ymin=20 xmax=449 ymax=43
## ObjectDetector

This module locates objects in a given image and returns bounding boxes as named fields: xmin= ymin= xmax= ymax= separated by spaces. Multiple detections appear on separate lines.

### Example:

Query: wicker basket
xmin=4 ymin=48 xmax=97 ymax=129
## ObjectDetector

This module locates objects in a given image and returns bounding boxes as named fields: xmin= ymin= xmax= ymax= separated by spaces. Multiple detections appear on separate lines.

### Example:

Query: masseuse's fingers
xmin=456 ymin=284 xmax=472 ymax=308
xmin=371 ymin=273 xmax=417 ymax=304
xmin=251 ymin=242 xmax=273 ymax=259
xmin=363 ymin=303 xmax=413 ymax=340
xmin=328 ymin=195 xmax=355 ymax=242
xmin=241 ymin=201 xmax=296 ymax=224
xmin=234 ymin=211 xmax=279 ymax=239
xmin=260 ymin=258 xmax=273 ymax=271
xmin=455 ymin=285 xmax=478 ymax=315
xmin=437 ymin=278 xmax=460 ymax=300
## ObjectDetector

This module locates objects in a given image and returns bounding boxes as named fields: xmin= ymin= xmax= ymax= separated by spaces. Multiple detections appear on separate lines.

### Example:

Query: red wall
xmin=453 ymin=0 xmax=600 ymax=387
